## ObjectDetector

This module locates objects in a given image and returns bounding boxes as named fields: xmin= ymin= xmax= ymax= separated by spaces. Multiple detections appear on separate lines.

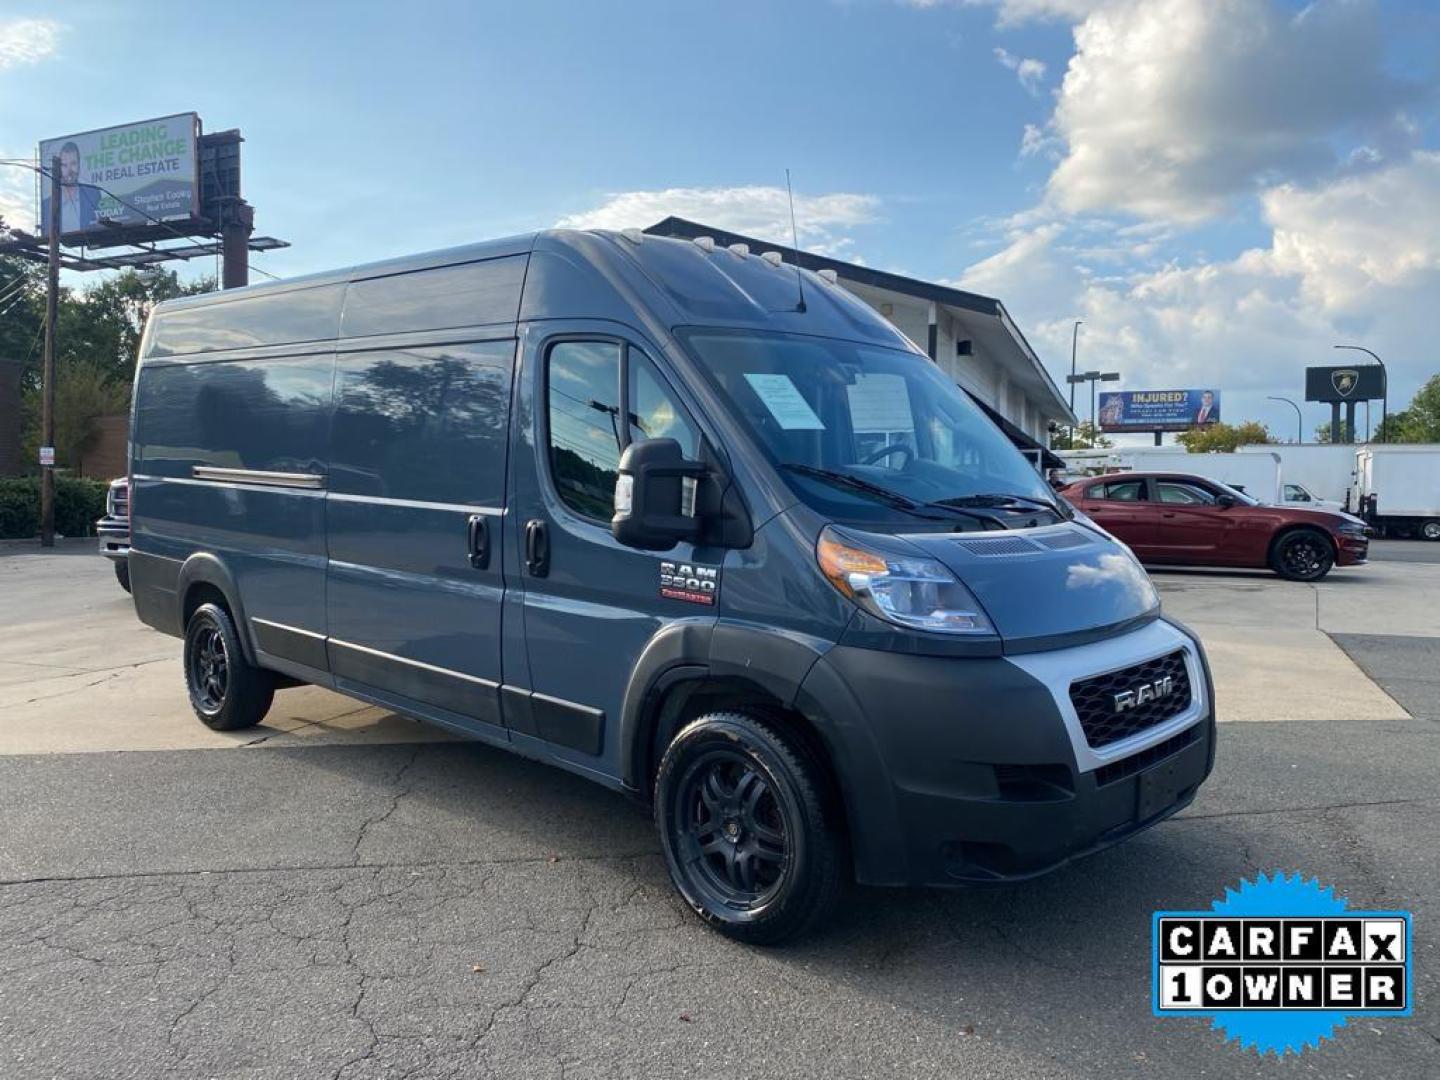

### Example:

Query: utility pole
xmin=40 ymin=155 xmax=60 ymax=547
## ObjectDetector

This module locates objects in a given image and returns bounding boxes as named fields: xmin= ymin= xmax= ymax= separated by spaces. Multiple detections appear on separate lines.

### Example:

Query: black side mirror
xmin=1216 ymin=493 xmax=1237 ymax=508
xmin=611 ymin=438 xmax=707 ymax=551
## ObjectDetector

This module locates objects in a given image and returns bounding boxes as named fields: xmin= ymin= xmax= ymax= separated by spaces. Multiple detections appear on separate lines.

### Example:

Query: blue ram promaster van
xmin=129 ymin=230 xmax=1214 ymax=942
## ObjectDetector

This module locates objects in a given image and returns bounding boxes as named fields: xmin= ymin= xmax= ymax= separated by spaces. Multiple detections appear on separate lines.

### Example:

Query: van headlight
xmin=816 ymin=526 xmax=994 ymax=635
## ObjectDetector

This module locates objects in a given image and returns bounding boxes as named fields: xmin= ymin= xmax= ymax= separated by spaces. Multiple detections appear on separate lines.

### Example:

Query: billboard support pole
xmin=1330 ymin=402 xmax=1341 ymax=444
xmin=1153 ymin=430 xmax=1162 ymax=447
xmin=39 ymin=156 xmax=60 ymax=548
xmin=220 ymin=200 xmax=253 ymax=290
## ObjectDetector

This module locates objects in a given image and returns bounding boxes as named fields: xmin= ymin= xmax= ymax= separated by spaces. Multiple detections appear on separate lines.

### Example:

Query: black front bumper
xmin=795 ymin=624 xmax=1216 ymax=887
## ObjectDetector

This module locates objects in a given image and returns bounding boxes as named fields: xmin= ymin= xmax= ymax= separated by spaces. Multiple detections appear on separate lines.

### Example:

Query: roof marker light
xmin=620 ymin=228 xmax=644 ymax=245
xmin=693 ymin=236 xmax=716 ymax=253
xmin=817 ymin=268 xmax=838 ymax=284
xmin=728 ymin=243 xmax=749 ymax=256
xmin=761 ymin=250 xmax=784 ymax=267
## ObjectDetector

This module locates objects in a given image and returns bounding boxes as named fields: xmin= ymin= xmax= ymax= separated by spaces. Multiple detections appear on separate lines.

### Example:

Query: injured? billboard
xmin=1098 ymin=389 xmax=1222 ymax=432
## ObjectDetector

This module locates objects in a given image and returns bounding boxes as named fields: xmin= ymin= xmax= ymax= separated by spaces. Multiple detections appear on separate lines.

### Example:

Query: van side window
xmin=330 ymin=340 xmax=514 ymax=505
xmin=548 ymin=341 xmax=623 ymax=520
xmin=628 ymin=353 xmax=699 ymax=457
xmin=133 ymin=354 xmax=334 ymax=476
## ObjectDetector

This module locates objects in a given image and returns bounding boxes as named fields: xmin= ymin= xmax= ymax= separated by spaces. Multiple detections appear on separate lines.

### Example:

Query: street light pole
xmin=1267 ymin=395 xmax=1303 ymax=444
xmin=1069 ymin=320 xmax=1082 ymax=414
xmin=1334 ymin=344 xmax=1386 ymax=442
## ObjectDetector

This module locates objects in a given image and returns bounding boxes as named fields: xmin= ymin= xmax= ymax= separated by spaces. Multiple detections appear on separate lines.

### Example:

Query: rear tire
xmin=655 ymin=711 xmax=845 ymax=945
xmin=113 ymin=560 xmax=131 ymax=593
xmin=1269 ymin=528 xmax=1335 ymax=581
xmin=1422 ymin=520 xmax=1440 ymax=542
xmin=183 ymin=602 xmax=274 ymax=731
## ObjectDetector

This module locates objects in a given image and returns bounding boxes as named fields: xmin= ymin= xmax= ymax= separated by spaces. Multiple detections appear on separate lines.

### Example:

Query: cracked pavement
xmin=1 ymin=543 xmax=1438 ymax=1077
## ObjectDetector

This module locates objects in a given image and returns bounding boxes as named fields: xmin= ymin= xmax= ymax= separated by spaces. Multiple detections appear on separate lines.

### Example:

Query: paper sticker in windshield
xmin=743 ymin=374 xmax=825 ymax=430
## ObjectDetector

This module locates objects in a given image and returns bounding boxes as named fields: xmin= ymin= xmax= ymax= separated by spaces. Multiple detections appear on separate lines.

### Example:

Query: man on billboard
xmin=1193 ymin=390 xmax=1219 ymax=424
xmin=56 ymin=141 xmax=100 ymax=235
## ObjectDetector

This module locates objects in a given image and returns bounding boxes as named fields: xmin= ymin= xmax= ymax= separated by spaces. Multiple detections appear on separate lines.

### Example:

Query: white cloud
xmin=1263 ymin=152 xmax=1440 ymax=311
xmin=993 ymin=47 xmax=1047 ymax=95
xmin=556 ymin=186 xmax=881 ymax=256
xmin=0 ymin=148 xmax=32 ymax=229
xmin=903 ymin=1 xmax=1106 ymax=26
xmin=1020 ymin=122 xmax=1062 ymax=160
xmin=957 ymin=153 xmax=1440 ymax=410
xmin=1043 ymin=0 xmax=1419 ymax=223
xmin=0 ymin=18 xmax=60 ymax=69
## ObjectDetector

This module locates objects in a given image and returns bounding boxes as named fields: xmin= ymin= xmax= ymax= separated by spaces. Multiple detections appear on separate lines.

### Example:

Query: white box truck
xmin=1236 ymin=443 xmax=1356 ymax=507
xmin=1352 ymin=444 xmax=1440 ymax=540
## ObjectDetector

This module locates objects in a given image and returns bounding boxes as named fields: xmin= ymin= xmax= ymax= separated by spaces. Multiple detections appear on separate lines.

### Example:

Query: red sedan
xmin=1061 ymin=472 xmax=1370 ymax=581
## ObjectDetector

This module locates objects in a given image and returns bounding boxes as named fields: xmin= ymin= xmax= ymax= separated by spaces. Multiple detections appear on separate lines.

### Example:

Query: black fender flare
xmin=618 ymin=618 xmax=837 ymax=794
xmin=175 ymin=552 xmax=257 ymax=664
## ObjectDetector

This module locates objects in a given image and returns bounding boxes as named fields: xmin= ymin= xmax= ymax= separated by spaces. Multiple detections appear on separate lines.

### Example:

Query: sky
xmin=2 ymin=0 xmax=1438 ymax=441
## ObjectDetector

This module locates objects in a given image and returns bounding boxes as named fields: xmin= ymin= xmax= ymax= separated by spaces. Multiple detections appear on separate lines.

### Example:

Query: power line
xmin=0 ymin=159 xmax=278 ymax=281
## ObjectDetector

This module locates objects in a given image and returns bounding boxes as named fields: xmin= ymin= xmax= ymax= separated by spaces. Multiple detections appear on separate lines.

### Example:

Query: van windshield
xmin=681 ymin=329 xmax=1062 ymax=528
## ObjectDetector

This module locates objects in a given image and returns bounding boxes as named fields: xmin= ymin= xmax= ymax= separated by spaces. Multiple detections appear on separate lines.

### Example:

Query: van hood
xmin=890 ymin=522 xmax=1160 ymax=646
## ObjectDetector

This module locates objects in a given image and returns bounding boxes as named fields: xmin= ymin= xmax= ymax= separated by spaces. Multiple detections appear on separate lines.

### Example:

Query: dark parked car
xmin=1062 ymin=472 xmax=1369 ymax=581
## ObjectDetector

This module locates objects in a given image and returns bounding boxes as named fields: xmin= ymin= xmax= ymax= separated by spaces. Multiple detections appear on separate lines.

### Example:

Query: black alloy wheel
xmin=182 ymin=602 xmax=275 ymax=731
xmin=189 ymin=621 xmax=229 ymax=713
xmin=674 ymin=749 xmax=789 ymax=908
xmin=655 ymin=712 xmax=845 ymax=944
xmin=1272 ymin=529 xmax=1334 ymax=582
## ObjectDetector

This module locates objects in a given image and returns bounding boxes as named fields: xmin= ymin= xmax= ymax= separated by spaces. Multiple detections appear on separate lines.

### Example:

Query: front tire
xmin=1270 ymin=528 xmax=1335 ymax=581
xmin=1422 ymin=520 xmax=1440 ymax=542
xmin=113 ymin=559 xmax=131 ymax=593
xmin=183 ymin=602 xmax=275 ymax=731
xmin=655 ymin=712 xmax=845 ymax=945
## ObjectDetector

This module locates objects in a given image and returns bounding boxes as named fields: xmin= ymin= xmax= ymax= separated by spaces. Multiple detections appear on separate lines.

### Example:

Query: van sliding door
xmin=324 ymin=337 xmax=514 ymax=732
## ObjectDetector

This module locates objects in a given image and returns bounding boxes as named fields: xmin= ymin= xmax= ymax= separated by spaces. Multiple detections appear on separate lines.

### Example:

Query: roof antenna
xmin=785 ymin=169 xmax=807 ymax=314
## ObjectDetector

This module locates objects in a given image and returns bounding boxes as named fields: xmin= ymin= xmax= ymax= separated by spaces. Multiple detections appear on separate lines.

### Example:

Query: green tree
xmin=9 ymin=258 xmax=215 ymax=472
xmin=1384 ymin=374 xmax=1440 ymax=442
xmin=1176 ymin=420 xmax=1274 ymax=453
xmin=1051 ymin=420 xmax=1112 ymax=450
xmin=0 ymin=217 xmax=48 ymax=369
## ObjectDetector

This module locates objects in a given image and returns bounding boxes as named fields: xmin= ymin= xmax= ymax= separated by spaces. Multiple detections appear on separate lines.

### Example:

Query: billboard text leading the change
xmin=39 ymin=113 xmax=199 ymax=241
xmin=1098 ymin=389 xmax=1222 ymax=433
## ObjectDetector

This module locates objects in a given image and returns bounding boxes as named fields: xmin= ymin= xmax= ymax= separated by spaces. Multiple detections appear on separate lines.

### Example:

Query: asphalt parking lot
xmin=1 ymin=541 xmax=1437 ymax=1078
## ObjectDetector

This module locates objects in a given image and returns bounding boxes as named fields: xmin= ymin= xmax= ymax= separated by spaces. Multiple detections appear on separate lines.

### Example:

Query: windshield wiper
xmin=936 ymin=492 xmax=1072 ymax=520
xmin=780 ymin=464 xmax=1006 ymax=528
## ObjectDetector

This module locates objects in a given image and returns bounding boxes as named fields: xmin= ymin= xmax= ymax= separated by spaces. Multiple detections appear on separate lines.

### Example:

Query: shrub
xmin=0 ymin=476 xmax=110 ymax=539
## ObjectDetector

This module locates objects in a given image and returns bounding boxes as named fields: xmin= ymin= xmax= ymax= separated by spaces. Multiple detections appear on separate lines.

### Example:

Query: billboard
xmin=1305 ymin=364 xmax=1384 ymax=403
xmin=38 ymin=113 xmax=199 ymax=241
xmin=1098 ymin=389 xmax=1221 ymax=433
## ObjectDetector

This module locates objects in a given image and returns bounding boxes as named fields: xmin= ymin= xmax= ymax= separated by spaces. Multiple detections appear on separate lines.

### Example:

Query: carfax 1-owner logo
xmin=1153 ymin=872 xmax=1413 ymax=1055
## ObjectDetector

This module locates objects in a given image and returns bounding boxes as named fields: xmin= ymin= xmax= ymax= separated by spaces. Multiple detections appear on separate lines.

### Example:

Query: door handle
xmin=1162 ymin=512 xmax=1177 ymax=518
xmin=524 ymin=519 xmax=549 ymax=577
xmin=467 ymin=514 xmax=490 ymax=569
